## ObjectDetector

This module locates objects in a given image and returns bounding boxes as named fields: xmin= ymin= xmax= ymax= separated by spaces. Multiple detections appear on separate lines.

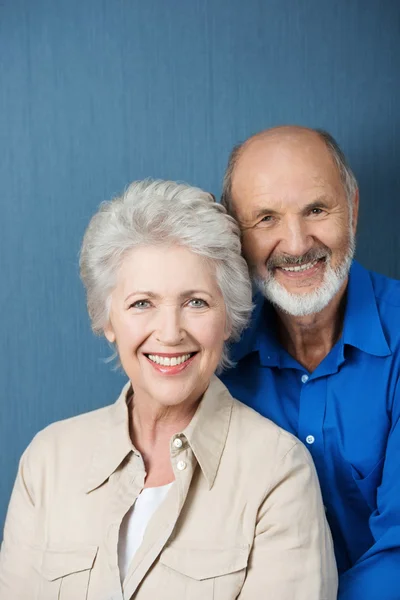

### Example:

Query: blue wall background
xmin=1 ymin=0 xmax=399 ymax=530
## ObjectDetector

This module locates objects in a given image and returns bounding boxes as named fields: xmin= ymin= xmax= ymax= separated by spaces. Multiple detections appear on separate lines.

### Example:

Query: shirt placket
xmin=297 ymin=375 xmax=327 ymax=478
xmin=103 ymin=452 xmax=146 ymax=600
xmin=123 ymin=434 xmax=197 ymax=600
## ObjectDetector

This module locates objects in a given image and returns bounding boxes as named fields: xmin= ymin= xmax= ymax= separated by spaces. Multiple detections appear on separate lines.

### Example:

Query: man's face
xmin=231 ymin=134 xmax=358 ymax=316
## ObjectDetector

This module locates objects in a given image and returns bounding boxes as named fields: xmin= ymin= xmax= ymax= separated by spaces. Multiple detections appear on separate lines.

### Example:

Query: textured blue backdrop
xmin=1 ymin=0 xmax=399 ymax=530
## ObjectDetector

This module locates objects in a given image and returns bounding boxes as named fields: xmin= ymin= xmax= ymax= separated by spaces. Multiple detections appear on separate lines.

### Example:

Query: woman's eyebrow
xmin=124 ymin=291 xmax=158 ymax=302
xmin=178 ymin=290 xmax=213 ymax=299
xmin=124 ymin=290 xmax=213 ymax=303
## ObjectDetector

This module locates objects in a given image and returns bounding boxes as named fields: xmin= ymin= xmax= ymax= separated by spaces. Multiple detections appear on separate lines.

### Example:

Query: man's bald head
xmin=221 ymin=126 xmax=357 ymax=217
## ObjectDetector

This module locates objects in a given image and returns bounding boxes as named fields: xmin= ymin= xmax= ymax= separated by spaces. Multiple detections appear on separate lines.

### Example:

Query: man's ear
xmin=351 ymin=188 xmax=360 ymax=234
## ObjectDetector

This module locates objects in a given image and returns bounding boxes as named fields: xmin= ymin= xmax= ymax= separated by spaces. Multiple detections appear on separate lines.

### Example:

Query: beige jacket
xmin=0 ymin=376 xmax=337 ymax=600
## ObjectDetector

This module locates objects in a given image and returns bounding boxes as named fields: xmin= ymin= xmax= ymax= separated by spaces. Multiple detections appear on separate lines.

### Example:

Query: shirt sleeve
xmin=0 ymin=436 xmax=41 ymax=599
xmin=238 ymin=440 xmax=338 ymax=600
xmin=339 ymin=380 xmax=400 ymax=600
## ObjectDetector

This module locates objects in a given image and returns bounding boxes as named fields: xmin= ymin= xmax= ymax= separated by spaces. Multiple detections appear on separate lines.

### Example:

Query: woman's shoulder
xmin=229 ymin=395 xmax=305 ymax=460
xmin=35 ymin=403 xmax=113 ymax=445
xmin=21 ymin=399 xmax=121 ymax=477
xmin=30 ymin=382 xmax=130 ymax=452
xmin=211 ymin=376 xmax=302 ymax=459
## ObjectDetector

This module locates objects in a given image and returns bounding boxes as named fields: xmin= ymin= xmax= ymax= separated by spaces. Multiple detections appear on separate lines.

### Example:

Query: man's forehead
xmin=233 ymin=132 xmax=338 ymax=186
xmin=231 ymin=147 xmax=342 ymax=212
xmin=234 ymin=174 xmax=337 ymax=207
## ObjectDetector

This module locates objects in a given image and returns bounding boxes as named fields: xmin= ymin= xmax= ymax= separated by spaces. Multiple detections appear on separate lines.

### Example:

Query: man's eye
xmin=310 ymin=208 xmax=324 ymax=215
xmin=130 ymin=300 xmax=151 ymax=309
xmin=255 ymin=215 xmax=274 ymax=227
xmin=188 ymin=298 xmax=208 ymax=308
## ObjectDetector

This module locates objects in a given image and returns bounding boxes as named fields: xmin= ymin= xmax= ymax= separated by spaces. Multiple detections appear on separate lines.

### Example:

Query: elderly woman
xmin=0 ymin=180 xmax=337 ymax=600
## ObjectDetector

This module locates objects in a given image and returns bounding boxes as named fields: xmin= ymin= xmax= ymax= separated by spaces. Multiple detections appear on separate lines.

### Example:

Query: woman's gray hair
xmin=80 ymin=179 xmax=253 ymax=371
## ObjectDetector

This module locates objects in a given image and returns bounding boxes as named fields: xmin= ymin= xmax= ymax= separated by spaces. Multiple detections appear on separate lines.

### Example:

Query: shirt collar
xmin=181 ymin=375 xmax=233 ymax=489
xmin=86 ymin=382 xmax=135 ymax=493
xmin=230 ymin=260 xmax=391 ymax=366
xmin=86 ymin=376 xmax=233 ymax=493
xmin=229 ymin=293 xmax=283 ymax=367
xmin=342 ymin=260 xmax=391 ymax=357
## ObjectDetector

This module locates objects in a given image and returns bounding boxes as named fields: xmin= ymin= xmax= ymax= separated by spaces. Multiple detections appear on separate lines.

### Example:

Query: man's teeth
xmin=280 ymin=260 xmax=319 ymax=273
xmin=147 ymin=354 xmax=192 ymax=366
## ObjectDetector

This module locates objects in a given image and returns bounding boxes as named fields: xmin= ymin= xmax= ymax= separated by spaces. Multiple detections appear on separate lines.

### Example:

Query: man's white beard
xmin=255 ymin=234 xmax=356 ymax=317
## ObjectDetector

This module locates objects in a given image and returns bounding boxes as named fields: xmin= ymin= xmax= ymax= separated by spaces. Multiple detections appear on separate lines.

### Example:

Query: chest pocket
xmin=158 ymin=544 xmax=249 ymax=600
xmin=351 ymin=457 xmax=385 ymax=512
xmin=33 ymin=545 xmax=98 ymax=600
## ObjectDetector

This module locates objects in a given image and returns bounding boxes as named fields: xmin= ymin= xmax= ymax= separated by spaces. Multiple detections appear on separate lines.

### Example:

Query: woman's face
xmin=104 ymin=245 xmax=230 ymax=409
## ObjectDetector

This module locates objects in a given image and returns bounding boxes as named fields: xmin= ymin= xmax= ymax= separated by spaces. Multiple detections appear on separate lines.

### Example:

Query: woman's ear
xmin=104 ymin=322 xmax=116 ymax=344
xmin=224 ymin=319 xmax=233 ymax=342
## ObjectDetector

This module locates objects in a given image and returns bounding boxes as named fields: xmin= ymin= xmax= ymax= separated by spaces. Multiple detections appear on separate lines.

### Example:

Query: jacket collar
xmin=86 ymin=376 xmax=233 ymax=493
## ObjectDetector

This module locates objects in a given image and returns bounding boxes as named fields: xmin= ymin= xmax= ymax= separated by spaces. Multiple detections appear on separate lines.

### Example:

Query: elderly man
xmin=220 ymin=126 xmax=400 ymax=600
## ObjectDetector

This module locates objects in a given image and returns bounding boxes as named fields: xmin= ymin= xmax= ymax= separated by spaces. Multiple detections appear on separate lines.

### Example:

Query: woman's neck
xmin=128 ymin=391 xmax=200 ymax=487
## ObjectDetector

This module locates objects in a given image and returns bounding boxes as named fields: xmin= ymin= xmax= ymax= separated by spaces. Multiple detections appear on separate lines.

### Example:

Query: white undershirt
xmin=118 ymin=483 xmax=174 ymax=582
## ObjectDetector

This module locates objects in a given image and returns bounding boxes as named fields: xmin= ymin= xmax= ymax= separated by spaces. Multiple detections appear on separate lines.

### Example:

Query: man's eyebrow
xmin=252 ymin=196 xmax=333 ymax=218
xmin=241 ymin=195 xmax=333 ymax=227
xmin=250 ymin=207 xmax=280 ymax=220
xmin=303 ymin=197 xmax=332 ymax=212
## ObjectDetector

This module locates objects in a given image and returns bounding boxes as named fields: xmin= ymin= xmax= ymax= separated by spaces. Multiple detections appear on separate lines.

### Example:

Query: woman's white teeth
xmin=147 ymin=353 xmax=191 ymax=366
xmin=281 ymin=260 xmax=319 ymax=272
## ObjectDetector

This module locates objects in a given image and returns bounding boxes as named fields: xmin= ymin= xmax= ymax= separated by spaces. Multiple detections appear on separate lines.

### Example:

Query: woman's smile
xmin=144 ymin=351 xmax=198 ymax=374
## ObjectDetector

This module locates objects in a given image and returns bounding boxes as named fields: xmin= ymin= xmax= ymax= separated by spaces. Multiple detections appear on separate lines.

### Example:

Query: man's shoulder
xmin=367 ymin=267 xmax=400 ymax=339
xmin=368 ymin=267 xmax=400 ymax=309
xmin=358 ymin=263 xmax=400 ymax=354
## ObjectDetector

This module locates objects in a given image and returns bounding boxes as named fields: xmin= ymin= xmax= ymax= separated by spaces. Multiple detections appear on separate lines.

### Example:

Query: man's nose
xmin=155 ymin=306 xmax=185 ymax=345
xmin=278 ymin=217 xmax=314 ymax=257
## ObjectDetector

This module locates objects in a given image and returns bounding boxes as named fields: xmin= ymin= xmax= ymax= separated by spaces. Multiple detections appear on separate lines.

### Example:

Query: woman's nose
xmin=154 ymin=307 xmax=185 ymax=345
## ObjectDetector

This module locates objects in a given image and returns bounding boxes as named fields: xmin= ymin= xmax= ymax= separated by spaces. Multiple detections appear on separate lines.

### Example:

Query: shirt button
xmin=306 ymin=435 xmax=315 ymax=445
xmin=177 ymin=460 xmax=187 ymax=471
xmin=301 ymin=374 xmax=309 ymax=383
xmin=173 ymin=437 xmax=183 ymax=448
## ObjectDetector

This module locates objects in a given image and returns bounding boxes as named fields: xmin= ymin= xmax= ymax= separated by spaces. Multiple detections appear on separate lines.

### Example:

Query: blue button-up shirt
xmin=221 ymin=261 xmax=400 ymax=600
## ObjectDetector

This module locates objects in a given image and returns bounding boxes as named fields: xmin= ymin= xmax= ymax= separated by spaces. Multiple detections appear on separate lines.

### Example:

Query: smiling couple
xmin=2 ymin=126 xmax=399 ymax=600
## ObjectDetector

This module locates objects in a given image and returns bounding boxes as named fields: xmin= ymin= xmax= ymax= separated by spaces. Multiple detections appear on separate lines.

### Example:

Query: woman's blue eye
xmin=188 ymin=298 xmax=207 ymax=308
xmin=130 ymin=300 xmax=151 ymax=309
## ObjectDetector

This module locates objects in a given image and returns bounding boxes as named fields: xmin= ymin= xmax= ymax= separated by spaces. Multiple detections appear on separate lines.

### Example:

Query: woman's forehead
xmin=115 ymin=245 xmax=219 ymax=297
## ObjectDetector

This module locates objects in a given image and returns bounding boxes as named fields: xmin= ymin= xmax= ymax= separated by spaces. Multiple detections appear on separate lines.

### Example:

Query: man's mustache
xmin=266 ymin=246 xmax=331 ymax=270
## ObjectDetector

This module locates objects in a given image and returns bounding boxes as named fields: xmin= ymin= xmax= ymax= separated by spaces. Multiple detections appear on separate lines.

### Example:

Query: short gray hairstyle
xmin=80 ymin=179 xmax=253 ymax=371
xmin=221 ymin=128 xmax=358 ymax=216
